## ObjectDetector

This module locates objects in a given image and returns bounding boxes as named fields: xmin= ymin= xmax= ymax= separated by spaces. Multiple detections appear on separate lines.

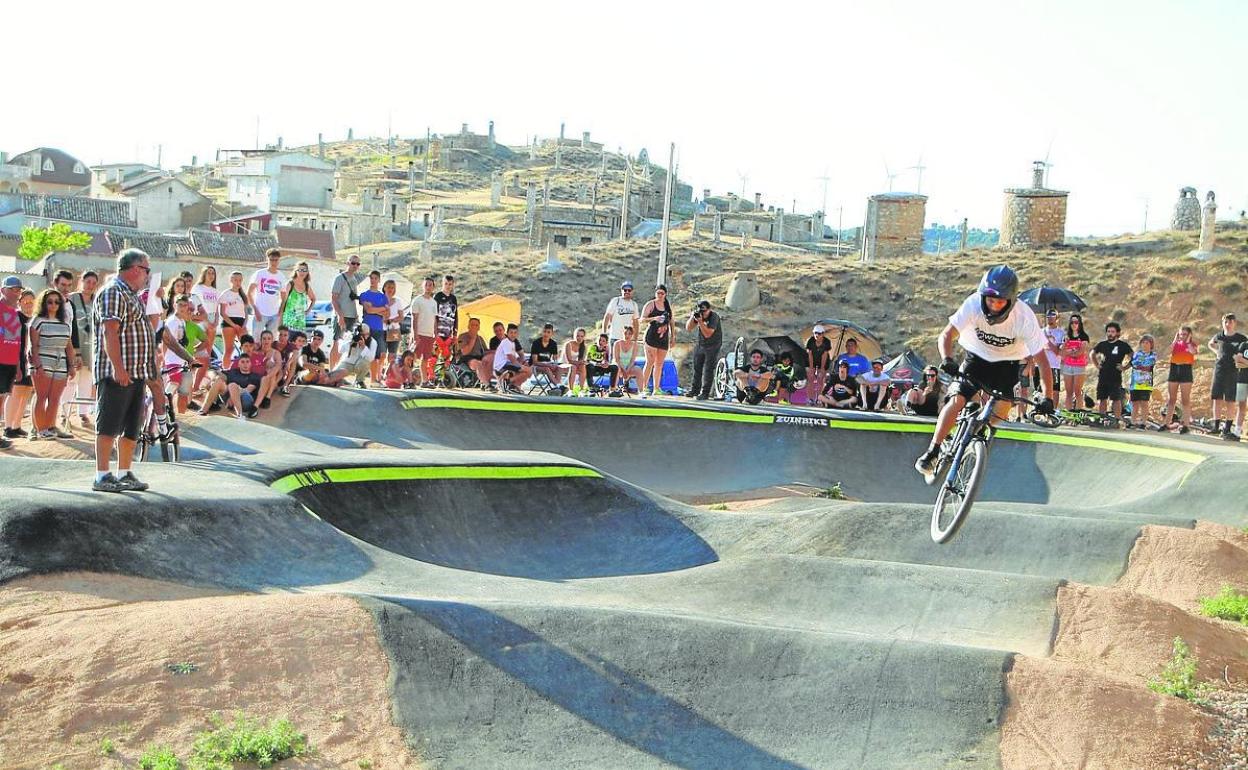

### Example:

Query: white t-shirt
xmin=163 ymin=316 xmax=187 ymax=367
xmin=948 ymin=293 xmax=1047 ymax=362
xmin=1042 ymin=325 xmax=1066 ymax=368
xmin=410 ymin=294 xmax=437 ymax=337
xmin=860 ymin=370 xmax=890 ymax=388
xmin=604 ymin=296 xmax=639 ymax=339
xmin=493 ymin=337 xmax=519 ymax=373
xmin=336 ymin=335 xmax=376 ymax=367
xmin=249 ymin=269 xmax=286 ymax=317
xmin=218 ymin=288 xmax=246 ymax=319
xmin=191 ymin=284 xmax=221 ymax=322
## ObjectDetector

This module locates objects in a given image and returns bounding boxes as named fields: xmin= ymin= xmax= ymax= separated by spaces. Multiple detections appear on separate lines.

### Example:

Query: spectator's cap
xmin=620 ymin=280 xmax=634 ymax=289
xmin=311 ymin=329 xmax=325 ymax=338
xmin=872 ymin=358 xmax=886 ymax=366
xmin=2 ymin=276 xmax=23 ymax=289
xmin=697 ymin=298 xmax=711 ymax=309
xmin=812 ymin=324 xmax=826 ymax=333
xmin=1045 ymin=308 xmax=1058 ymax=318
xmin=778 ymin=351 xmax=792 ymax=361
xmin=542 ymin=322 xmax=555 ymax=330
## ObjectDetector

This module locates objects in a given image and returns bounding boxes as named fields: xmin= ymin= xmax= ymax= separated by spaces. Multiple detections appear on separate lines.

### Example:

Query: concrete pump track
xmin=2 ymin=387 xmax=1246 ymax=768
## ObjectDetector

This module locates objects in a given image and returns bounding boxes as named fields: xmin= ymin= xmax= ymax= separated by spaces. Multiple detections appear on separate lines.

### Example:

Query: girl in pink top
xmin=1060 ymin=313 xmax=1091 ymax=409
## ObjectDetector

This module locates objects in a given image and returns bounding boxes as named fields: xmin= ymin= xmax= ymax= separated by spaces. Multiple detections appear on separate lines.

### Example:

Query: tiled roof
xmin=104 ymin=229 xmax=195 ymax=258
xmin=21 ymin=193 xmax=136 ymax=228
xmin=275 ymin=226 xmax=335 ymax=260
xmin=188 ymin=228 xmax=277 ymax=259
xmin=8 ymin=148 xmax=91 ymax=187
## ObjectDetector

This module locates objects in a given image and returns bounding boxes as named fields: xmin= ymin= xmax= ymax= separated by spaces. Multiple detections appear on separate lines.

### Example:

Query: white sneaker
xmin=236 ymin=413 xmax=247 ymax=422
xmin=39 ymin=429 xmax=58 ymax=440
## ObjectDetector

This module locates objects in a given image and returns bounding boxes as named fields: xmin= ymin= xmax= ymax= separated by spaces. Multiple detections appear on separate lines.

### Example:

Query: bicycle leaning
xmin=928 ymin=371 xmax=1040 ymax=544
xmin=134 ymin=363 xmax=197 ymax=463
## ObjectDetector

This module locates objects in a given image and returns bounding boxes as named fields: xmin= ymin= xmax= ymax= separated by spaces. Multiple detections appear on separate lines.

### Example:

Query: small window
xmin=580 ymin=237 xmax=592 ymax=245
xmin=42 ymin=158 xmax=55 ymax=172
xmin=554 ymin=235 xmax=568 ymax=247
xmin=73 ymin=162 xmax=86 ymax=175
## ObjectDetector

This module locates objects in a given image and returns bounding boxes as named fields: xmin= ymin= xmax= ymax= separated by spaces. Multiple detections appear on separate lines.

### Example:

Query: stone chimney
xmin=277 ymin=136 xmax=283 ymax=149
xmin=559 ymin=123 xmax=565 ymax=142
xmin=702 ymin=188 xmax=711 ymax=200
xmin=754 ymin=192 xmax=762 ymax=208
xmin=488 ymin=121 xmax=495 ymax=150
xmin=191 ymin=155 xmax=197 ymax=167
xmin=114 ymin=169 xmax=124 ymax=184
xmin=0 ymin=151 xmax=8 ymax=164
xmin=582 ymin=131 xmax=591 ymax=148
xmin=461 ymin=123 xmax=469 ymax=135
xmin=347 ymin=128 xmax=354 ymax=141
xmin=1032 ymin=161 xmax=1045 ymax=189
xmin=318 ymin=133 xmax=325 ymax=159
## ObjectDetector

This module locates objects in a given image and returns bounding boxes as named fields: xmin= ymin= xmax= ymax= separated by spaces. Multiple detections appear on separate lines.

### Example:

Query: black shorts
xmin=333 ymin=317 xmax=357 ymax=341
xmin=1096 ymin=375 xmax=1124 ymax=402
xmin=498 ymin=363 xmax=521 ymax=375
xmin=0 ymin=363 xmax=14 ymax=395
xmin=1032 ymin=366 xmax=1061 ymax=393
xmin=1129 ymin=389 xmax=1153 ymax=403
xmin=227 ymin=316 xmax=247 ymax=329
xmin=587 ymin=363 xmax=617 ymax=379
xmin=955 ymin=355 xmax=1021 ymax=400
xmin=912 ymin=393 xmax=940 ymax=417
xmin=1211 ymin=368 xmax=1238 ymax=401
xmin=1168 ymin=363 xmax=1193 ymax=384
xmin=95 ymin=377 xmax=146 ymax=441
xmin=385 ymin=339 xmax=400 ymax=357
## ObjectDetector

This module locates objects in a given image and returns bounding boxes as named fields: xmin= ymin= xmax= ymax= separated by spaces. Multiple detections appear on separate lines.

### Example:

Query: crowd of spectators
xmin=2 ymin=246 xmax=1247 ymax=482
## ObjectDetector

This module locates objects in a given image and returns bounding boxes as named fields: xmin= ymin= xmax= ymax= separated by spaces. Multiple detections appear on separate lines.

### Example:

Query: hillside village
xmin=2 ymin=125 xmax=1245 ymax=409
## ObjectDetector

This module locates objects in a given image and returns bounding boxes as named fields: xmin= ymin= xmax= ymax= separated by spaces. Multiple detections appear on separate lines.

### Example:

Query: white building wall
xmin=129 ymin=181 xmax=205 ymax=231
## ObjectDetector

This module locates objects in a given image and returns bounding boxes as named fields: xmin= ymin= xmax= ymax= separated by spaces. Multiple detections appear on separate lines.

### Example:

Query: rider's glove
xmin=940 ymin=356 xmax=959 ymax=377
xmin=1035 ymin=397 xmax=1055 ymax=415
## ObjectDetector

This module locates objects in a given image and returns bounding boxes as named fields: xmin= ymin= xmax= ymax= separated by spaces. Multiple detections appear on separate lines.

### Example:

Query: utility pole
xmin=422 ymin=127 xmax=430 ymax=183
xmin=657 ymin=142 xmax=675 ymax=287
xmin=816 ymin=168 xmax=831 ymax=215
xmin=619 ymin=163 xmax=632 ymax=241
xmin=255 ymin=115 xmax=260 ymax=150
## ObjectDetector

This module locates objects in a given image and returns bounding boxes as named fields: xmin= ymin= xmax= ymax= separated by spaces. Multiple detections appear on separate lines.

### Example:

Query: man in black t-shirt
xmin=432 ymin=275 xmax=459 ymax=374
xmin=299 ymin=330 xmax=331 ymax=385
xmin=1092 ymin=322 xmax=1133 ymax=419
xmin=805 ymin=325 xmax=833 ymax=402
xmin=1209 ymin=313 xmax=1247 ymax=440
xmin=529 ymin=323 xmax=563 ymax=390
xmin=733 ymin=350 xmax=774 ymax=405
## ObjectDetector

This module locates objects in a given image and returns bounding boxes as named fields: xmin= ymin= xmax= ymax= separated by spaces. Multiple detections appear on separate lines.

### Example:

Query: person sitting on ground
xmin=201 ymin=333 xmax=256 ymax=414
xmin=254 ymin=330 xmax=284 ymax=408
xmin=772 ymin=351 xmax=797 ymax=405
xmin=858 ymin=358 xmax=892 ymax=412
xmin=585 ymin=332 xmax=619 ymax=394
xmin=612 ymin=325 xmax=641 ymax=393
xmin=529 ymin=323 xmax=564 ymax=390
xmin=456 ymin=317 xmax=487 ymax=385
xmin=834 ymin=338 xmax=871 ymax=378
xmin=734 ymin=350 xmax=774 ymax=405
xmin=328 ymin=324 xmax=377 ymax=388
xmin=905 ymin=365 xmax=944 ymax=417
xmin=563 ymin=327 xmax=588 ymax=395
xmin=1127 ymin=334 xmax=1156 ymax=429
xmin=493 ymin=323 xmax=530 ymax=393
xmin=223 ymin=352 xmax=262 ymax=420
xmin=385 ymin=350 xmax=416 ymax=389
xmin=1093 ymin=321 xmax=1133 ymax=423
xmin=270 ymin=325 xmax=294 ymax=394
xmin=298 ymin=330 xmax=330 ymax=386
xmin=819 ymin=360 xmax=860 ymax=409
xmin=280 ymin=330 xmax=307 ymax=394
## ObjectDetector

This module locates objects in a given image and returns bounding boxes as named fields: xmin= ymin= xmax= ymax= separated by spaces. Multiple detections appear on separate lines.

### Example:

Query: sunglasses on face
xmin=349 ymin=261 xmax=360 ymax=266
xmin=47 ymin=300 xmax=61 ymax=305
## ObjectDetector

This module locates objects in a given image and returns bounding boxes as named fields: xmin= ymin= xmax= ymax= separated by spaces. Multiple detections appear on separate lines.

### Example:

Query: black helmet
xmin=978 ymin=265 xmax=1019 ymax=324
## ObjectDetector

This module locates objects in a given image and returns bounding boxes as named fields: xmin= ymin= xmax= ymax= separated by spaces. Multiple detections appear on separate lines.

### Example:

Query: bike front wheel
xmin=931 ymin=438 xmax=990 ymax=543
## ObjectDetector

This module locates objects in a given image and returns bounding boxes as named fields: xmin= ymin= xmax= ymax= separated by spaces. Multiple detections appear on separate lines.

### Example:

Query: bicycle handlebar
xmin=953 ymin=370 xmax=1029 ymax=405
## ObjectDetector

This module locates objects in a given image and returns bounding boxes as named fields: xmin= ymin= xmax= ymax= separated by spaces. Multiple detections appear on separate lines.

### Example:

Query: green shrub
xmin=190 ymin=713 xmax=309 ymax=769
xmin=1197 ymin=586 xmax=1248 ymax=624
xmin=816 ymin=483 xmax=845 ymax=500
xmin=1146 ymin=637 xmax=1213 ymax=705
xmin=99 ymin=737 xmax=116 ymax=755
xmin=138 ymin=746 xmax=180 ymax=770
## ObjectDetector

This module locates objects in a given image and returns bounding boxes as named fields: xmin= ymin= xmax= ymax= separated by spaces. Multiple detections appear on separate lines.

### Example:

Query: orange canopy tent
xmin=458 ymin=294 xmax=522 ymax=335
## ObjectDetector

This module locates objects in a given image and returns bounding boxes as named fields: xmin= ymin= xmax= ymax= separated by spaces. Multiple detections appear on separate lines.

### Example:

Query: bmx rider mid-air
xmin=915 ymin=265 xmax=1056 ymax=482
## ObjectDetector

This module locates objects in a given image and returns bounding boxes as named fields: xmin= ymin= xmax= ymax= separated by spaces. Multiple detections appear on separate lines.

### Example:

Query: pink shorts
xmin=413 ymin=336 xmax=435 ymax=356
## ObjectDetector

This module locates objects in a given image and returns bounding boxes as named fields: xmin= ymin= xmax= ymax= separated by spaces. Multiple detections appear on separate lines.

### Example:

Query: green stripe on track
xmin=271 ymin=464 xmax=601 ymax=493
xmin=399 ymin=397 xmax=1205 ymax=464
xmin=402 ymin=397 xmax=774 ymax=423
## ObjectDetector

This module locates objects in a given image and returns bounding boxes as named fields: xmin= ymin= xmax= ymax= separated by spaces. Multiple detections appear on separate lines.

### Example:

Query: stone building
xmin=861 ymin=193 xmax=926 ymax=261
xmin=999 ymin=162 xmax=1067 ymax=248
xmin=1171 ymin=187 xmax=1201 ymax=231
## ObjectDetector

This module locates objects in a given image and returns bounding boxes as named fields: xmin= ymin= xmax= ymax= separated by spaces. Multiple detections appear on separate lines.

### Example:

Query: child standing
xmin=1128 ymin=335 xmax=1157 ymax=429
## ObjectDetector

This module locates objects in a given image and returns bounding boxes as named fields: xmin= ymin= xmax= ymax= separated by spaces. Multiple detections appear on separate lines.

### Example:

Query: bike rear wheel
xmin=931 ymin=437 xmax=989 ymax=543
xmin=1028 ymin=411 xmax=1062 ymax=429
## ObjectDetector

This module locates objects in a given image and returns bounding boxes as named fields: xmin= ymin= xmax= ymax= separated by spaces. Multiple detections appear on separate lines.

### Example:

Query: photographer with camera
xmin=329 ymin=256 xmax=364 ymax=369
xmin=327 ymin=322 xmax=376 ymax=388
xmin=684 ymin=299 xmax=722 ymax=400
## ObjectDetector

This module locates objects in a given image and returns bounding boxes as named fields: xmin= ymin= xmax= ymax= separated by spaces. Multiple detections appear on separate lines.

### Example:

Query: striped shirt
xmin=93 ymin=276 xmax=157 ymax=384
xmin=29 ymin=316 xmax=72 ymax=374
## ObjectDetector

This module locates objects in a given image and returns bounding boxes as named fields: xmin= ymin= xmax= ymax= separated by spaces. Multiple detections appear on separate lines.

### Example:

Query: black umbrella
xmin=1019 ymin=286 xmax=1087 ymax=313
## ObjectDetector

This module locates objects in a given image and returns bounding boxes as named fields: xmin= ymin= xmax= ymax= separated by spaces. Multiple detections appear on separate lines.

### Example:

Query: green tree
xmin=18 ymin=223 xmax=92 ymax=260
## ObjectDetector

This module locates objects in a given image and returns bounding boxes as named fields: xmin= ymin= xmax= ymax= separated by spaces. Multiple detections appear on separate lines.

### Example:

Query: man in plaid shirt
xmin=92 ymin=248 xmax=158 ymax=492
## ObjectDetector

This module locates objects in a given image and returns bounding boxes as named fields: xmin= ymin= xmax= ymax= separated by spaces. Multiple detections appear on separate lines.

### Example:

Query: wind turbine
xmin=1039 ymin=139 xmax=1056 ymax=188
xmin=815 ymin=166 xmax=831 ymax=214
xmin=736 ymin=170 xmax=750 ymax=199
xmin=883 ymin=160 xmax=900 ymax=193
xmin=908 ymin=155 xmax=927 ymax=194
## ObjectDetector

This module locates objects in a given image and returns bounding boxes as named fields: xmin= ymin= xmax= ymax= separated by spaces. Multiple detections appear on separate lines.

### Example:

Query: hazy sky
xmin=6 ymin=0 xmax=1245 ymax=235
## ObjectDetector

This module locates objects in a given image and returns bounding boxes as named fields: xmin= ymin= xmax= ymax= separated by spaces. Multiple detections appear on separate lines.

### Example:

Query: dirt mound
xmin=1055 ymin=583 xmax=1248 ymax=682
xmin=0 ymin=572 xmax=414 ymax=768
xmin=1002 ymin=656 xmax=1211 ymax=769
xmin=1117 ymin=525 xmax=1248 ymax=609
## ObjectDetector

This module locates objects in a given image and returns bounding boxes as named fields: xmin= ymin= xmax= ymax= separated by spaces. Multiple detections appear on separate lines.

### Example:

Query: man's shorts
xmin=333 ymin=316 xmax=358 ymax=342
xmin=252 ymin=313 xmax=281 ymax=336
xmin=497 ymin=362 xmax=521 ymax=375
xmin=413 ymin=335 xmax=435 ymax=357
xmin=0 ymin=363 xmax=15 ymax=395
xmin=1033 ymin=366 xmax=1060 ymax=393
xmin=239 ymin=390 xmax=256 ymax=412
xmin=1130 ymin=388 xmax=1153 ymax=403
xmin=955 ymin=355 xmax=1021 ymax=400
xmin=1237 ymin=382 xmax=1248 ymax=403
xmin=1096 ymin=375 xmax=1124 ymax=402
xmin=96 ymin=377 xmax=146 ymax=440
xmin=1211 ymin=368 xmax=1238 ymax=401
xmin=162 ymin=365 xmax=194 ymax=397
